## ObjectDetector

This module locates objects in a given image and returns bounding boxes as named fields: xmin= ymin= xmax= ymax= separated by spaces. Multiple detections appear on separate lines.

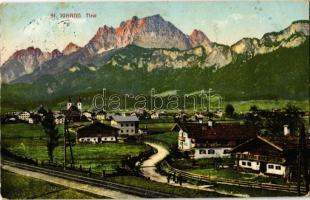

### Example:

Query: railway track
xmin=2 ymin=160 xmax=179 ymax=198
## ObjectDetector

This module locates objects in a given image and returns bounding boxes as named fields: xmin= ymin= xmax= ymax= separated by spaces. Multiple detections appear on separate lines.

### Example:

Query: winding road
xmin=140 ymin=142 xmax=169 ymax=183
xmin=140 ymin=142 xmax=248 ymax=197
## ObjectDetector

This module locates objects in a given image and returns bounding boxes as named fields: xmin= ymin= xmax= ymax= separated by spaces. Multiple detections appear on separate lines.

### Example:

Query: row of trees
xmin=244 ymin=104 xmax=304 ymax=135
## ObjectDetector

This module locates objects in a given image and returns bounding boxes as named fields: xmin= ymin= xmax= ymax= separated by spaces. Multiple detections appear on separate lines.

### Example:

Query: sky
xmin=0 ymin=1 xmax=309 ymax=65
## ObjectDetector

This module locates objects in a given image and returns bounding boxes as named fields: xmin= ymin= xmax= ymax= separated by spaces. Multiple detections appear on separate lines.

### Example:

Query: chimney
xmin=283 ymin=125 xmax=290 ymax=136
xmin=208 ymin=119 xmax=213 ymax=127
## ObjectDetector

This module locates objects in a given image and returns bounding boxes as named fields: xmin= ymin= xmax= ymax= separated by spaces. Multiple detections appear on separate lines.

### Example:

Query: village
xmin=1 ymin=96 xmax=310 ymax=197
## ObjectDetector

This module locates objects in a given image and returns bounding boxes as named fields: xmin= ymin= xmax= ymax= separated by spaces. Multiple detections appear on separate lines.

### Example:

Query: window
xmin=208 ymin=149 xmax=215 ymax=154
xmin=242 ymin=161 xmax=246 ymax=166
xmin=223 ymin=149 xmax=230 ymax=154
xmin=126 ymin=123 xmax=129 ymax=127
xmin=131 ymin=130 xmax=134 ymax=132
xmin=81 ymin=139 xmax=84 ymax=141
xmin=104 ymin=138 xmax=107 ymax=141
xmin=199 ymin=150 xmax=206 ymax=154
xmin=121 ymin=124 xmax=123 ymax=127
xmin=247 ymin=162 xmax=252 ymax=166
xmin=121 ymin=130 xmax=123 ymax=133
xmin=268 ymin=164 xmax=274 ymax=169
xmin=275 ymin=166 xmax=281 ymax=170
xmin=87 ymin=138 xmax=90 ymax=141
xmin=126 ymin=130 xmax=129 ymax=132
xmin=131 ymin=123 xmax=134 ymax=126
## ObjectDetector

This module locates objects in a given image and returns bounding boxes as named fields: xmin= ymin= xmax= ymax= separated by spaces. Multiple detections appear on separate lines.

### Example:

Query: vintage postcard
xmin=1 ymin=0 xmax=309 ymax=199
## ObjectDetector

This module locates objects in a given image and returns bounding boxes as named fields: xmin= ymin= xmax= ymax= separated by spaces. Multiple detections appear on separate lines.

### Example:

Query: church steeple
xmin=77 ymin=96 xmax=82 ymax=111
xmin=67 ymin=96 xmax=72 ymax=110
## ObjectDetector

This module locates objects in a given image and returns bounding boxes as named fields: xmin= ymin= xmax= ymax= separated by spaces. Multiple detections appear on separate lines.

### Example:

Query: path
xmin=2 ymin=164 xmax=139 ymax=199
xmin=140 ymin=142 xmax=247 ymax=197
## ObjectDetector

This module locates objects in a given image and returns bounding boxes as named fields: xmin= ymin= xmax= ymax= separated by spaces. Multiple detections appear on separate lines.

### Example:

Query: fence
xmin=1 ymin=148 xmax=123 ymax=178
xmin=158 ymin=160 xmax=307 ymax=194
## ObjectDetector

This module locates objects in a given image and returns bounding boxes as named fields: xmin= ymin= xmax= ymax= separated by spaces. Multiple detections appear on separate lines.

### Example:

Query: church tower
xmin=77 ymin=96 xmax=82 ymax=111
xmin=67 ymin=96 xmax=72 ymax=110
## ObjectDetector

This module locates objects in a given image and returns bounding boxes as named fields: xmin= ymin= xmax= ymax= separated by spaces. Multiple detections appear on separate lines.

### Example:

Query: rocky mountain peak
xmin=190 ymin=29 xmax=212 ymax=48
xmin=62 ymin=42 xmax=81 ymax=55
xmin=51 ymin=49 xmax=62 ymax=58
xmin=12 ymin=47 xmax=43 ymax=60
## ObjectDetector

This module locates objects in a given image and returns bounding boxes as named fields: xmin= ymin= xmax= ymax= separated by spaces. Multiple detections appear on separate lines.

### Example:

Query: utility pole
xmin=64 ymin=117 xmax=74 ymax=169
xmin=208 ymin=88 xmax=213 ymax=112
xmin=297 ymin=123 xmax=308 ymax=195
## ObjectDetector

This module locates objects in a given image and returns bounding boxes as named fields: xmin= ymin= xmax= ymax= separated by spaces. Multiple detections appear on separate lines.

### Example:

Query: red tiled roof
xmin=178 ymin=122 xmax=259 ymax=141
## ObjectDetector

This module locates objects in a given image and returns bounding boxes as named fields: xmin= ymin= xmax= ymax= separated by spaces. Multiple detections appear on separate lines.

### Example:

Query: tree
xmin=245 ymin=105 xmax=261 ymax=126
xmin=225 ymin=104 xmax=235 ymax=117
xmin=284 ymin=104 xmax=304 ymax=134
xmin=249 ymin=105 xmax=259 ymax=113
xmin=41 ymin=109 xmax=60 ymax=162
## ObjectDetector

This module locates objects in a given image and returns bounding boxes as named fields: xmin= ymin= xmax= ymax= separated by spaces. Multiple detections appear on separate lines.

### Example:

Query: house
xmin=96 ymin=110 xmax=107 ymax=120
xmin=18 ymin=111 xmax=31 ymax=121
xmin=151 ymin=111 xmax=170 ymax=119
xmin=231 ymin=134 xmax=310 ymax=179
xmin=175 ymin=121 xmax=259 ymax=159
xmin=82 ymin=111 xmax=92 ymax=119
xmin=111 ymin=115 xmax=139 ymax=136
xmin=76 ymin=122 xmax=119 ymax=144
xmin=54 ymin=114 xmax=65 ymax=124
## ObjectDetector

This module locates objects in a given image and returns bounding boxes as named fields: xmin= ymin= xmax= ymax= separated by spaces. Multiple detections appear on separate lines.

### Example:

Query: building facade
xmin=111 ymin=115 xmax=139 ymax=136
xmin=175 ymin=122 xmax=259 ymax=159
xmin=76 ymin=122 xmax=119 ymax=144
xmin=231 ymin=135 xmax=310 ymax=178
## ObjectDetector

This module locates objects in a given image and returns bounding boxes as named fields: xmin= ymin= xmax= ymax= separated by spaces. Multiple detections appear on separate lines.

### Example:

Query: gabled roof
xmin=176 ymin=122 xmax=259 ymax=141
xmin=231 ymin=135 xmax=310 ymax=153
xmin=77 ymin=122 xmax=119 ymax=138
xmin=112 ymin=115 xmax=139 ymax=122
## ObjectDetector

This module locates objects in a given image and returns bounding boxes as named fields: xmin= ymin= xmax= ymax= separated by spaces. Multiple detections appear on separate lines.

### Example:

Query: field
xmin=140 ymin=122 xmax=175 ymax=132
xmin=145 ymin=132 xmax=178 ymax=148
xmin=1 ymin=170 xmax=104 ymax=199
xmin=228 ymin=100 xmax=309 ymax=112
xmin=2 ymin=123 xmax=150 ymax=173
xmin=186 ymin=167 xmax=286 ymax=185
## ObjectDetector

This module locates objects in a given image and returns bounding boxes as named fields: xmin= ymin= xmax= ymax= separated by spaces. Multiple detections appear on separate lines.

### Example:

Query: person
xmin=167 ymin=174 xmax=171 ymax=183
xmin=173 ymin=172 xmax=176 ymax=182
xmin=178 ymin=174 xmax=183 ymax=186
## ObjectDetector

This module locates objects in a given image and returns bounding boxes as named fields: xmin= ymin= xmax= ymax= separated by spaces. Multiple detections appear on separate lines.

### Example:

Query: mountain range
xmin=0 ymin=15 xmax=309 ymax=110
xmin=1 ymin=15 xmax=308 ymax=84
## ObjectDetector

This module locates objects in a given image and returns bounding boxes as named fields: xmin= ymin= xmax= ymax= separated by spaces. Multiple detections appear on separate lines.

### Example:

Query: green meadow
xmin=1 ymin=170 xmax=104 ymax=199
xmin=2 ymin=123 xmax=150 ymax=173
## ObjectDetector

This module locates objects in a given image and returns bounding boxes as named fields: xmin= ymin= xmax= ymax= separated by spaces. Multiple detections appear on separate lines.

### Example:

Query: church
xmin=64 ymin=96 xmax=82 ymax=121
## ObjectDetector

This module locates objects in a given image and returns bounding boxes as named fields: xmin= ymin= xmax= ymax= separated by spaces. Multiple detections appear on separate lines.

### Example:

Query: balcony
xmin=234 ymin=153 xmax=285 ymax=164
xmin=178 ymin=136 xmax=186 ymax=141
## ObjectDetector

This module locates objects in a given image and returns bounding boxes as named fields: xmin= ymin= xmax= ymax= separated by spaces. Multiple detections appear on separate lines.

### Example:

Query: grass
xmin=140 ymin=122 xmax=175 ymax=131
xmin=186 ymin=167 xmax=286 ymax=185
xmin=106 ymin=175 xmax=228 ymax=198
xmin=2 ymin=123 xmax=150 ymax=173
xmin=145 ymin=132 xmax=178 ymax=147
xmin=1 ymin=170 xmax=104 ymax=199
xmin=228 ymin=100 xmax=309 ymax=112
xmin=214 ymin=183 xmax=296 ymax=197
xmin=1 ymin=123 xmax=64 ymax=138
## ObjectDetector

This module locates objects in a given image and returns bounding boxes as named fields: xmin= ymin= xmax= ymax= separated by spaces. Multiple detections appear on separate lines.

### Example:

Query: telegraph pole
xmin=208 ymin=88 xmax=213 ymax=112
xmin=64 ymin=118 xmax=67 ymax=169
